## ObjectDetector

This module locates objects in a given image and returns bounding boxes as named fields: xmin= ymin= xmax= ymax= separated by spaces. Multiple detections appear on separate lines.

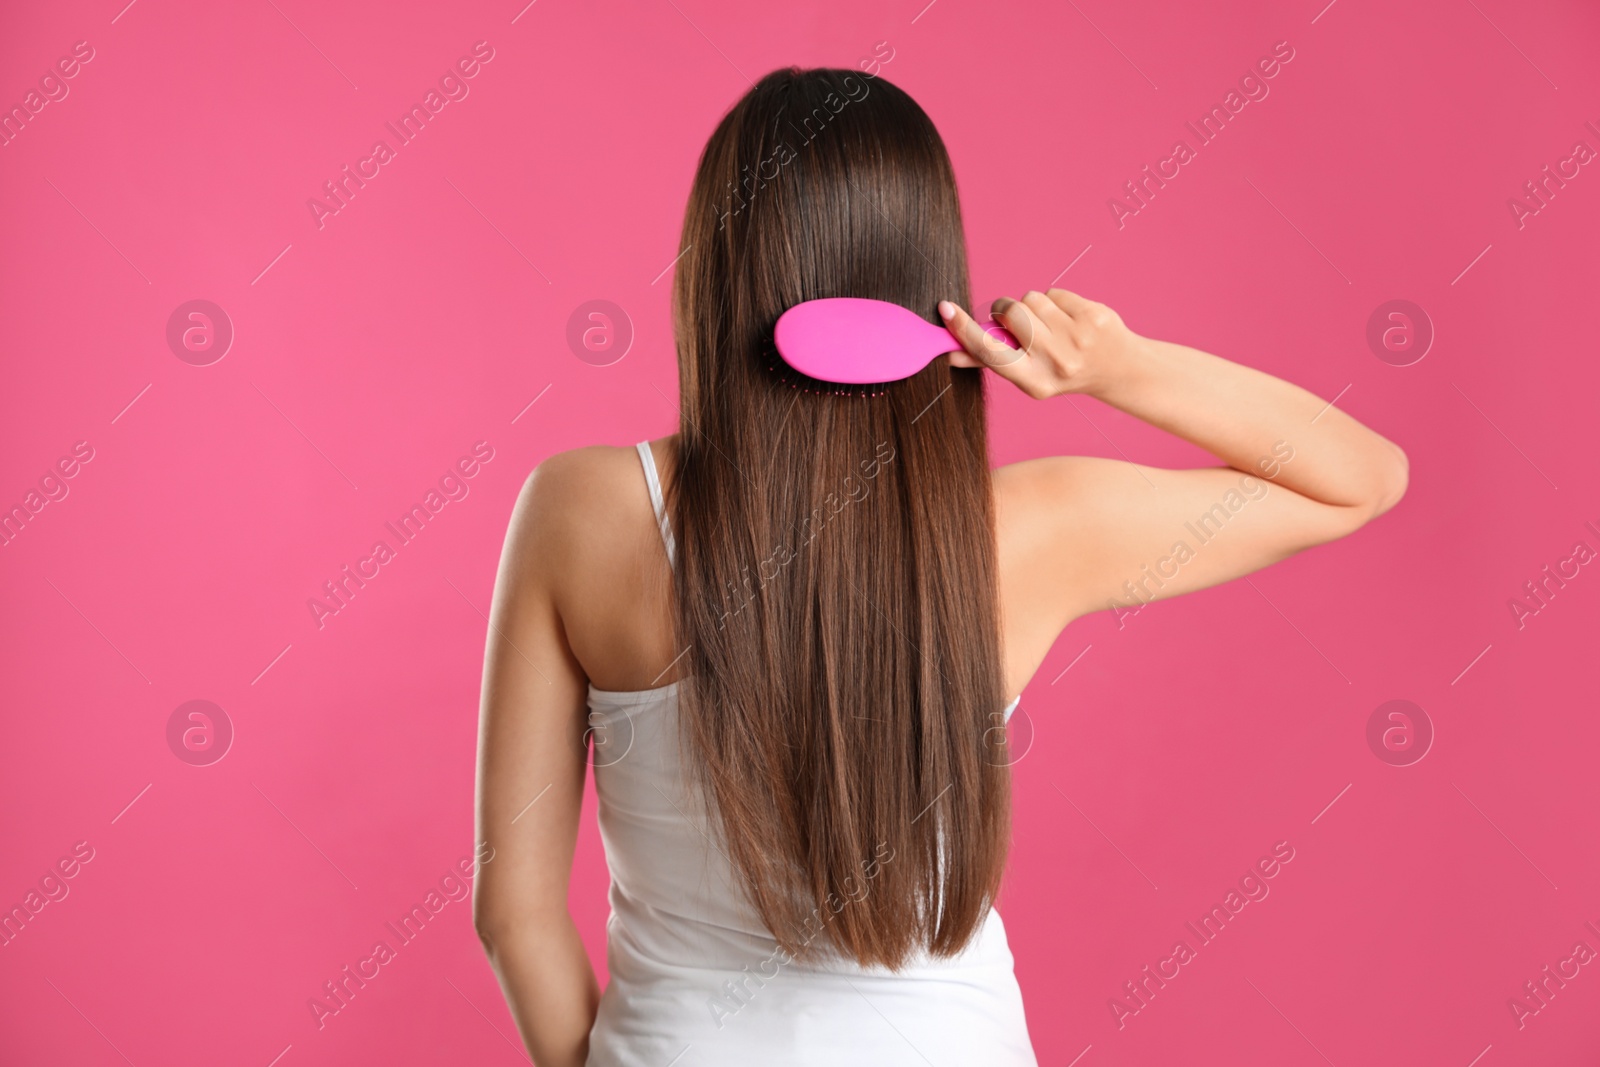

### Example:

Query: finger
xmin=989 ymin=296 xmax=1047 ymax=361
xmin=1020 ymin=289 xmax=1069 ymax=334
xmin=967 ymin=299 xmax=1032 ymax=368
xmin=1045 ymin=288 xmax=1091 ymax=319
xmin=939 ymin=300 xmax=1047 ymax=394
xmin=937 ymin=300 xmax=996 ymax=368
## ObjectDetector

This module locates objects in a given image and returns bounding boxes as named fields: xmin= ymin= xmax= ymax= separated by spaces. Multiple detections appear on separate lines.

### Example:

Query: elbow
xmin=474 ymin=913 xmax=522 ymax=963
xmin=473 ymin=920 xmax=497 ymax=957
xmin=473 ymin=892 xmax=563 ymax=957
xmin=473 ymin=892 xmax=509 ymax=955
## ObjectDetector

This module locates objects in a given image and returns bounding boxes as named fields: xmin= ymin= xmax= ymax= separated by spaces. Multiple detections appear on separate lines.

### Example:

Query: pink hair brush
xmin=773 ymin=297 xmax=1020 ymax=385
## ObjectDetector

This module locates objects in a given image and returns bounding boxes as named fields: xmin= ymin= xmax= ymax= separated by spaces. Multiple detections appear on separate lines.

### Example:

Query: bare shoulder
xmin=499 ymin=439 xmax=676 ymax=687
xmin=516 ymin=444 xmax=645 ymax=520
xmin=501 ymin=443 xmax=663 ymax=598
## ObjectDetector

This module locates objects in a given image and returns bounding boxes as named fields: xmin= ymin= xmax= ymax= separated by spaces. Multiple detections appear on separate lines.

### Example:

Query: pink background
xmin=3 ymin=0 xmax=1598 ymax=1064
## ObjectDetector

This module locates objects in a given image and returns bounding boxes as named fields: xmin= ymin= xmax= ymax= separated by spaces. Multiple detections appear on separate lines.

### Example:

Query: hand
xmin=938 ymin=289 xmax=1142 ymax=399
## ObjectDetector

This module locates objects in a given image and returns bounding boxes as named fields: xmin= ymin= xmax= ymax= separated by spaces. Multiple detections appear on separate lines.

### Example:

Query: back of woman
xmin=580 ymin=433 xmax=1034 ymax=1065
xmin=472 ymin=66 xmax=1407 ymax=1067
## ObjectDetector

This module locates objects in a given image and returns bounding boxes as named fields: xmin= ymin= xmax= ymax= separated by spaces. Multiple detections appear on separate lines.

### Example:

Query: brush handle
xmin=774 ymin=297 xmax=1021 ymax=385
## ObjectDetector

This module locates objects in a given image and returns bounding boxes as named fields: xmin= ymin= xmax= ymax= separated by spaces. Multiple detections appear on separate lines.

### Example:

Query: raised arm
xmin=941 ymin=290 xmax=1408 ymax=628
xmin=473 ymin=459 xmax=598 ymax=1067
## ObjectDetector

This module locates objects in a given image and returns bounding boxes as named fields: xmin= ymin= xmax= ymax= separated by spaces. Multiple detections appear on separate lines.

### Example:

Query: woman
xmin=472 ymin=67 xmax=1406 ymax=1066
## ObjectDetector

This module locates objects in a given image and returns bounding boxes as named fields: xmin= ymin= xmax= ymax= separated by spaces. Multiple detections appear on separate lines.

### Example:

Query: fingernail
xmin=937 ymin=300 xmax=955 ymax=320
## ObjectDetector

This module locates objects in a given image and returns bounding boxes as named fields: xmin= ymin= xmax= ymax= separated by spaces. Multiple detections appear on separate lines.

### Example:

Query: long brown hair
xmin=668 ymin=66 xmax=1010 ymax=970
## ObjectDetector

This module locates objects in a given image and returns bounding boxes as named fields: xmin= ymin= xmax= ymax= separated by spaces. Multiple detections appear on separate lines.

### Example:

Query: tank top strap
xmin=635 ymin=440 xmax=676 ymax=568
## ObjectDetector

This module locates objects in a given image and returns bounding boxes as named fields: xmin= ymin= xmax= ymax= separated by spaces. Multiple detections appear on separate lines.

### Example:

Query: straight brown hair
xmin=667 ymin=66 xmax=1011 ymax=970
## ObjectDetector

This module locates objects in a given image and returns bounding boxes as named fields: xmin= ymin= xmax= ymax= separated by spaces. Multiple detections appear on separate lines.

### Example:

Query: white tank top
xmin=584 ymin=441 xmax=1037 ymax=1066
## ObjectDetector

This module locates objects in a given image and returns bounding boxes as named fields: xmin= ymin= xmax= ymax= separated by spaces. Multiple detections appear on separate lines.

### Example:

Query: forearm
xmin=1093 ymin=336 xmax=1407 ymax=511
xmin=478 ymin=914 xmax=600 ymax=1067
